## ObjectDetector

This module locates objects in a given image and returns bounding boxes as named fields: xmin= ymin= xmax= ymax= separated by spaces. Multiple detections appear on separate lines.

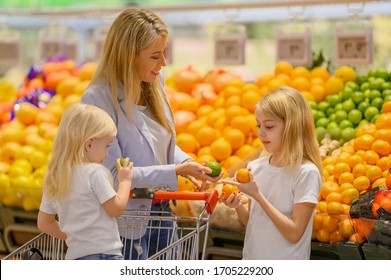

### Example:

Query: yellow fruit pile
xmin=313 ymin=106 xmax=391 ymax=244
xmin=256 ymin=61 xmax=356 ymax=102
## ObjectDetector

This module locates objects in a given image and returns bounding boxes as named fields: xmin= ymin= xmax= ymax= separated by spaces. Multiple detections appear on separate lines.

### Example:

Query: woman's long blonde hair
xmin=255 ymin=86 xmax=322 ymax=176
xmin=44 ymin=104 xmax=117 ymax=202
xmin=92 ymin=8 xmax=173 ymax=133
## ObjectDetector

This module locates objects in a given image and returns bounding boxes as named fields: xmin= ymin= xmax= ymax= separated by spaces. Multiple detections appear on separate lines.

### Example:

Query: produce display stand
xmin=310 ymin=241 xmax=364 ymax=260
xmin=361 ymin=243 xmax=391 ymax=260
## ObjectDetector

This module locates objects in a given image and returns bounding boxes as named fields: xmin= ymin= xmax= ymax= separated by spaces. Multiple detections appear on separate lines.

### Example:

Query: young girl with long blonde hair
xmin=37 ymin=103 xmax=133 ymax=260
xmin=222 ymin=86 xmax=322 ymax=259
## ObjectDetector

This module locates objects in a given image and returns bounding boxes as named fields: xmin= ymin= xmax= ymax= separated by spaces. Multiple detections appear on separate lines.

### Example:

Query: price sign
xmin=277 ymin=31 xmax=312 ymax=66
xmin=335 ymin=29 xmax=373 ymax=65
xmin=215 ymin=34 xmax=245 ymax=65
xmin=65 ymin=40 xmax=78 ymax=62
xmin=0 ymin=33 xmax=21 ymax=67
xmin=39 ymin=37 xmax=63 ymax=61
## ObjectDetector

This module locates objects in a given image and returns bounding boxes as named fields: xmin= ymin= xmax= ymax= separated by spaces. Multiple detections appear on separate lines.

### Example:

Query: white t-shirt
xmin=138 ymin=105 xmax=170 ymax=165
xmin=39 ymin=164 xmax=123 ymax=260
xmin=243 ymin=156 xmax=321 ymax=260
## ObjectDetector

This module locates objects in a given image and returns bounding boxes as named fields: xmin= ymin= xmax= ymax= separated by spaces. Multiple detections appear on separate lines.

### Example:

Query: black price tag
xmin=214 ymin=35 xmax=245 ymax=65
xmin=335 ymin=29 xmax=373 ymax=65
xmin=0 ymin=36 xmax=20 ymax=67
xmin=277 ymin=32 xmax=311 ymax=66
xmin=39 ymin=38 xmax=63 ymax=61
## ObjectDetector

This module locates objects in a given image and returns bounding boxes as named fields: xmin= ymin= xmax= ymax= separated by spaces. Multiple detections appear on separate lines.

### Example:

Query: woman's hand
xmin=176 ymin=161 xmax=223 ymax=191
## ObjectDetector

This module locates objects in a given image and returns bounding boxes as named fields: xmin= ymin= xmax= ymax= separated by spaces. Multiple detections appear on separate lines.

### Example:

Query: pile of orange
xmin=313 ymin=106 xmax=391 ymax=244
xmin=256 ymin=61 xmax=355 ymax=103
xmin=168 ymin=68 xmax=264 ymax=191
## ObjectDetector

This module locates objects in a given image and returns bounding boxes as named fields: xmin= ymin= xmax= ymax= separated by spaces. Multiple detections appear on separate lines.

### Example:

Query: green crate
xmin=361 ymin=243 xmax=391 ymax=260
xmin=311 ymin=241 xmax=364 ymax=260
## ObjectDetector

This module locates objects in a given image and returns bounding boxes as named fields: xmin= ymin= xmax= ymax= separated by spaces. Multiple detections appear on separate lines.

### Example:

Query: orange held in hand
xmin=236 ymin=168 xmax=250 ymax=183
xmin=222 ymin=183 xmax=239 ymax=200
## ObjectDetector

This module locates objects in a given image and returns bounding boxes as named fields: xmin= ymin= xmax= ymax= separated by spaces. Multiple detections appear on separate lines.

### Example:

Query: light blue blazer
xmin=81 ymin=79 xmax=189 ymax=216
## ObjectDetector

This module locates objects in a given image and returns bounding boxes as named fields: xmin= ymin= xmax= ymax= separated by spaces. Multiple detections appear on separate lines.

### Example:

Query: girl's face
xmin=256 ymin=109 xmax=285 ymax=160
xmin=137 ymin=36 xmax=168 ymax=83
xmin=84 ymin=132 xmax=116 ymax=164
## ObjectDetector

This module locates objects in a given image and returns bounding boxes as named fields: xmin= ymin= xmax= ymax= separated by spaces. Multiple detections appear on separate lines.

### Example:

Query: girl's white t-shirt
xmin=243 ymin=156 xmax=321 ymax=260
xmin=39 ymin=163 xmax=123 ymax=260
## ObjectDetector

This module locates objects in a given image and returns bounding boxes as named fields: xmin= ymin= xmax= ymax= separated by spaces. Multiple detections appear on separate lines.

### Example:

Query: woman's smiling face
xmin=136 ymin=36 xmax=168 ymax=83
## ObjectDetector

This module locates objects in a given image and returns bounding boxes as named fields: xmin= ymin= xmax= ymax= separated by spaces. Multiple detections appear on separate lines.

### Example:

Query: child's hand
xmin=219 ymin=190 xmax=242 ymax=209
xmin=116 ymin=157 xmax=133 ymax=184
xmin=222 ymin=169 xmax=259 ymax=199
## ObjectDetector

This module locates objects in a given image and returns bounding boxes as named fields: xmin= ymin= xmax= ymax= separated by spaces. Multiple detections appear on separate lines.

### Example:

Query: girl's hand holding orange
xmin=223 ymin=168 xmax=260 ymax=199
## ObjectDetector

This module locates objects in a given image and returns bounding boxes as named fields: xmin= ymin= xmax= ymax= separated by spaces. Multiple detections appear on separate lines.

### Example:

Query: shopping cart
xmin=2 ymin=189 xmax=219 ymax=260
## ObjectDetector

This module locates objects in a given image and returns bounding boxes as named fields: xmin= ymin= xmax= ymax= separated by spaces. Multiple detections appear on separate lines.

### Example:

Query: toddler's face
xmin=85 ymin=132 xmax=116 ymax=164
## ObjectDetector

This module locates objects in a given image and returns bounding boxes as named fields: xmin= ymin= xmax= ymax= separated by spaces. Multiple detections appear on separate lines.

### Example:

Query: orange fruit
xmin=291 ymin=66 xmax=310 ymax=79
xmin=339 ymin=219 xmax=354 ymax=239
xmin=177 ymin=176 xmax=196 ymax=192
xmin=241 ymin=90 xmax=261 ymax=113
xmin=345 ymin=154 xmax=364 ymax=169
xmin=317 ymin=200 xmax=327 ymax=213
xmin=353 ymin=176 xmax=371 ymax=192
xmin=210 ymin=138 xmax=232 ymax=161
xmin=221 ymin=86 xmax=241 ymax=99
xmin=236 ymin=168 xmax=250 ymax=183
xmin=341 ymin=188 xmax=359 ymax=205
xmin=316 ymin=229 xmax=330 ymax=243
xmin=335 ymin=152 xmax=351 ymax=164
xmin=375 ymin=113 xmax=391 ymax=129
xmin=196 ymin=105 xmax=214 ymax=118
xmin=225 ymin=105 xmax=245 ymax=122
xmin=329 ymin=230 xmax=344 ymax=243
xmin=374 ymin=129 xmax=391 ymax=144
xmin=176 ymin=133 xmax=198 ymax=153
xmin=380 ymin=197 xmax=391 ymax=212
xmin=197 ymin=154 xmax=216 ymax=164
xmin=310 ymin=84 xmax=326 ymax=102
xmin=338 ymin=172 xmax=355 ymax=185
xmin=372 ymin=177 xmax=386 ymax=189
xmin=222 ymin=183 xmax=239 ymax=200
xmin=224 ymin=128 xmax=246 ymax=151
xmin=326 ymin=202 xmax=345 ymax=215
xmin=339 ymin=182 xmax=354 ymax=193
xmin=323 ymin=156 xmax=337 ymax=167
xmin=313 ymin=213 xmax=324 ymax=231
xmin=363 ymin=150 xmax=380 ymax=165
xmin=310 ymin=67 xmax=330 ymax=81
xmin=334 ymin=66 xmax=356 ymax=83
xmin=322 ymin=215 xmax=339 ymax=232
xmin=186 ymin=120 xmax=205 ymax=136
xmin=382 ymin=101 xmax=391 ymax=113
xmin=267 ymin=78 xmax=287 ymax=91
xmin=224 ymin=95 xmax=242 ymax=107
xmin=352 ymin=163 xmax=368 ymax=178
xmin=274 ymin=61 xmax=293 ymax=75
xmin=376 ymin=156 xmax=391 ymax=171
xmin=333 ymin=162 xmax=351 ymax=179
xmin=326 ymin=192 xmax=342 ymax=203
xmin=342 ymin=204 xmax=351 ymax=217
xmin=371 ymin=139 xmax=391 ymax=157
xmin=341 ymin=145 xmax=355 ymax=154
xmin=325 ymin=76 xmax=344 ymax=95
xmin=354 ymin=134 xmax=375 ymax=151
xmin=365 ymin=165 xmax=382 ymax=183
xmin=230 ymin=115 xmax=252 ymax=136
xmin=320 ymin=181 xmax=340 ymax=200
xmin=223 ymin=155 xmax=243 ymax=170
xmin=196 ymin=126 xmax=218 ymax=147
xmin=349 ymin=233 xmax=365 ymax=243
xmin=290 ymin=77 xmax=310 ymax=91
xmin=356 ymin=123 xmax=377 ymax=137
xmin=256 ymin=73 xmax=274 ymax=88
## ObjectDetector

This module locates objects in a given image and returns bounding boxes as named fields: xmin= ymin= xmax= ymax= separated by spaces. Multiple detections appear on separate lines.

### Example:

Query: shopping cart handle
xmin=130 ymin=189 xmax=219 ymax=214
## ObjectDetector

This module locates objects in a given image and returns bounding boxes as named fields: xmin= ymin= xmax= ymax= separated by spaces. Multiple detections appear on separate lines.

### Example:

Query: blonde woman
xmin=37 ymin=104 xmax=133 ymax=260
xmin=222 ymin=86 xmax=322 ymax=259
xmin=81 ymin=8 xmax=221 ymax=260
